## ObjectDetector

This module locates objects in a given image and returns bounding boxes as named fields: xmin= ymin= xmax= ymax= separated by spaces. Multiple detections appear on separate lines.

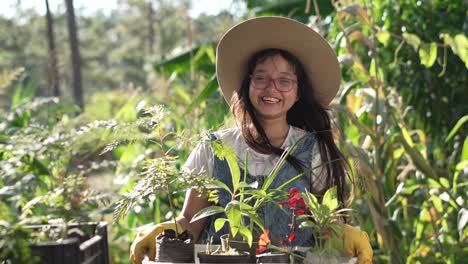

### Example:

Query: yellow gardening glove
xmin=129 ymin=221 xmax=183 ymax=264
xmin=334 ymin=224 xmax=373 ymax=264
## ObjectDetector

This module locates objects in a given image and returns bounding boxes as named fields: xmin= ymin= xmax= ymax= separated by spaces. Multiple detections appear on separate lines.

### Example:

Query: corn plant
xmin=328 ymin=1 xmax=467 ymax=263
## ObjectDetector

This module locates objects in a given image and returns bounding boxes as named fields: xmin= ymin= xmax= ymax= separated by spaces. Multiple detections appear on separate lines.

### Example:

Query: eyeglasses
xmin=250 ymin=74 xmax=297 ymax=92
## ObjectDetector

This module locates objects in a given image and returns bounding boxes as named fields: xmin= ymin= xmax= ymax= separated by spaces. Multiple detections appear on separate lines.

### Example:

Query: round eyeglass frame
xmin=249 ymin=74 xmax=297 ymax=92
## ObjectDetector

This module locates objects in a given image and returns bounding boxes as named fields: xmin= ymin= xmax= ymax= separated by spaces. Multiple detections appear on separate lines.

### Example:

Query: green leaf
xmin=243 ymin=189 xmax=267 ymax=198
xmin=369 ymin=59 xmax=385 ymax=80
xmin=154 ymin=44 xmax=215 ymax=74
xmin=207 ymin=179 xmax=232 ymax=196
xmin=441 ymin=33 xmax=468 ymax=68
xmin=431 ymin=195 xmax=443 ymax=213
xmin=262 ymin=142 xmax=298 ymax=190
xmin=462 ymin=137 xmax=468 ymax=161
xmin=174 ymin=84 xmax=191 ymax=105
xmin=275 ymin=172 xmax=305 ymax=191
xmin=400 ymin=124 xmax=414 ymax=147
xmin=446 ymin=115 xmax=468 ymax=142
xmin=453 ymin=34 xmax=468 ymax=68
xmin=237 ymin=182 xmax=252 ymax=189
xmin=322 ymin=186 xmax=338 ymax=211
xmin=241 ymin=211 xmax=264 ymax=232
xmin=237 ymin=225 xmax=253 ymax=247
xmin=458 ymin=208 xmax=468 ymax=239
xmin=298 ymin=219 xmax=317 ymax=229
xmin=191 ymin=205 xmax=225 ymax=223
xmin=238 ymin=202 xmax=254 ymax=212
xmin=403 ymin=32 xmax=421 ymax=51
xmin=214 ymin=218 xmax=228 ymax=232
xmin=11 ymin=78 xmax=24 ymax=109
xmin=439 ymin=178 xmax=450 ymax=189
xmin=455 ymin=160 xmax=468 ymax=171
xmin=398 ymin=135 xmax=438 ymax=179
xmin=302 ymin=191 xmax=318 ymax=210
xmin=210 ymin=140 xmax=240 ymax=192
xmin=226 ymin=200 xmax=241 ymax=237
xmin=376 ymin=31 xmax=390 ymax=47
xmin=185 ymin=74 xmax=219 ymax=113
xmin=419 ymin=42 xmax=438 ymax=67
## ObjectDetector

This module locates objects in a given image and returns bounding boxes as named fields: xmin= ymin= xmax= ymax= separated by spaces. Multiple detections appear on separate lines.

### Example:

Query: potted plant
xmin=113 ymin=155 xmax=212 ymax=263
xmin=190 ymin=139 xmax=269 ymax=263
xmin=296 ymin=186 xmax=355 ymax=263
xmin=255 ymin=187 xmax=308 ymax=264
xmin=191 ymin=138 xmax=320 ymax=264
xmin=111 ymin=106 xmax=215 ymax=263
xmin=255 ymin=186 xmax=356 ymax=264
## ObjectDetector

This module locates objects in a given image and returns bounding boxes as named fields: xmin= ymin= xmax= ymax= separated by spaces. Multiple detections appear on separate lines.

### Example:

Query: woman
xmin=130 ymin=17 xmax=373 ymax=264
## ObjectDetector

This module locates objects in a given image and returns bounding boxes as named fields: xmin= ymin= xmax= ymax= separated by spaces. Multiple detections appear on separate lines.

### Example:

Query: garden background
xmin=0 ymin=0 xmax=466 ymax=263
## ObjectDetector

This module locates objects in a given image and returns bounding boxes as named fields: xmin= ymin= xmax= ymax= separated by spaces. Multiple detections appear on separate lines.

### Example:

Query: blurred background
xmin=0 ymin=0 xmax=466 ymax=263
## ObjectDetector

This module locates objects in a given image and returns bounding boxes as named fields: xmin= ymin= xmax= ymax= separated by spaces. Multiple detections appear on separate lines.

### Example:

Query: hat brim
xmin=216 ymin=16 xmax=341 ymax=107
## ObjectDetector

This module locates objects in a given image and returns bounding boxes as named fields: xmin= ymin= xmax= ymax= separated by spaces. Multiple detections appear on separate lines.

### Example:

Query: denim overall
xmin=204 ymin=132 xmax=317 ymax=247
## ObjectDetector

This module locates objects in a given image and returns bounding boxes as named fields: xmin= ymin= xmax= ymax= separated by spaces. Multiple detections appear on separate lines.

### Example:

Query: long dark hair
xmin=231 ymin=48 xmax=350 ymax=205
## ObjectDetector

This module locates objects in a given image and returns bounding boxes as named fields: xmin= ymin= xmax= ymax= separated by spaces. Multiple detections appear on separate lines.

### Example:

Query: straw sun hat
xmin=216 ymin=16 xmax=341 ymax=107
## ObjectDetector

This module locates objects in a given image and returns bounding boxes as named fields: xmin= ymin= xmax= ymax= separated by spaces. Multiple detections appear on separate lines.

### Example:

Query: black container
xmin=197 ymin=252 xmax=253 ymax=263
xmin=256 ymin=252 xmax=289 ymax=264
xmin=155 ymin=230 xmax=194 ymax=263
xmin=28 ymin=222 xmax=109 ymax=264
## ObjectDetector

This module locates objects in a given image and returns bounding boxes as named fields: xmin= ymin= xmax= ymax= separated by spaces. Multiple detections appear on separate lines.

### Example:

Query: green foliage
xmin=191 ymin=140 xmax=308 ymax=249
xmin=328 ymin=1 xmax=467 ymax=263
xmin=298 ymin=187 xmax=350 ymax=255
xmin=246 ymin=0 xmax=334 ymax=23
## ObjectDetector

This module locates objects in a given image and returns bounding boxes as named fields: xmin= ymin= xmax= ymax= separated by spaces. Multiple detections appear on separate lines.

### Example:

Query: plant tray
xmin=27 ymin=222 xmax=109 ymax=264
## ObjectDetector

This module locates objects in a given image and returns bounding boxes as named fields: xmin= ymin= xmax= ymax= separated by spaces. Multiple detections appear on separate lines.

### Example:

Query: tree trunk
xmin=45 ymin=0 xmax=60 ymax=97
xmin=65 ymin=0 xmax=83 ymax=109
xmin=147 ymin=0 xmax=155 ymax=54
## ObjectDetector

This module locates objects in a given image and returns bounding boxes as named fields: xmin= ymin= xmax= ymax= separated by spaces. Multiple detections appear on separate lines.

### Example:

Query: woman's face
xmin=248 ymin=54 xmax=299 ymax=122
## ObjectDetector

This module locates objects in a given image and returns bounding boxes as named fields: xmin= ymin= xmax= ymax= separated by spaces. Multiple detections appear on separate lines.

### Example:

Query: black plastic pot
xmin=155 ymin=230 xmax=194 ymax=263
xmin=28 ymin=222 xmax=109 ymax=264
xmin=256 ymin=252 xmax=289 ymax=264
xmin=220 ymin=234 xmax=258 ymax=263
xmin=197 ymin=252 xmax=253 ymax=263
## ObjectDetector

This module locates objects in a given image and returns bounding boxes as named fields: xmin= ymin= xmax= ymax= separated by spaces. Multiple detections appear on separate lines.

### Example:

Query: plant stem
xmin=164 ymin=179 xmax=179 ymax=235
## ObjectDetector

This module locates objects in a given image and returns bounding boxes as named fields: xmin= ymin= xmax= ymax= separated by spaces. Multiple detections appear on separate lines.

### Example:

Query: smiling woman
xmin=129 ymin=16 xmax=373 ymax=264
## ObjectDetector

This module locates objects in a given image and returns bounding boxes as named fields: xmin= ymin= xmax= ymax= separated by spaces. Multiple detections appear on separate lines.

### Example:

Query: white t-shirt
xmin=182 ymin=126 xmax=326 ymax=189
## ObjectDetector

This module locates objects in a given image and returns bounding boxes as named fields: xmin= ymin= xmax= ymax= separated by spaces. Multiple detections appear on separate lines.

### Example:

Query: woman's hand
xmin=328 ymin=224 xmax=373 ymax=264
xmin=129 ymin=221 xmax=182 ymax=264
xmin=341 ymin=224 xmax=373 ymax=263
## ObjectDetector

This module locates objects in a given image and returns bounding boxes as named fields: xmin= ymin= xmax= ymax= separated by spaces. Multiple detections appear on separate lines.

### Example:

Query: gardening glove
xmin=130 ymin=221 xmax=183 ymax=264
xmin=335 ymin=224 xmax=373 ymax=264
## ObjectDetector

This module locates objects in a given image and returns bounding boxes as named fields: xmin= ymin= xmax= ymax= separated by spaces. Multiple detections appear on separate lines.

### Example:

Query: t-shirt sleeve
xmin=181 ymin=140 xmax=214 ymax=177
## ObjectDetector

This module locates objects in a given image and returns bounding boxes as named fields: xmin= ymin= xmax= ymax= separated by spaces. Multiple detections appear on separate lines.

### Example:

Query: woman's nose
xmin=265 ymin=78 xmax=278 ymax=91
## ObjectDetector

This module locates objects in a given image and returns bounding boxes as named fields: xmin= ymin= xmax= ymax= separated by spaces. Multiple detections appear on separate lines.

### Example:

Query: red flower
xmin=323 ymin=229 xmax=331 ymax=238
xmin=289 ymin=187 xmax=298 ymax=197
xmin=279 ymin=187 xmax=308 ymax=214
xmin=289 ymin=193 xmax=306 ymax=209
xmin=287 ymin=233 xmax=296 ymax=242
xmin=256 ymin=229 xmax=271 ymax=254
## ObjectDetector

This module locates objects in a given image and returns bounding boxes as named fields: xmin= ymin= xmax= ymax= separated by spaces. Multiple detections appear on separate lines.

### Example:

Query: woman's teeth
xmin=262 ymin=96 xmax=280 ymax=103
